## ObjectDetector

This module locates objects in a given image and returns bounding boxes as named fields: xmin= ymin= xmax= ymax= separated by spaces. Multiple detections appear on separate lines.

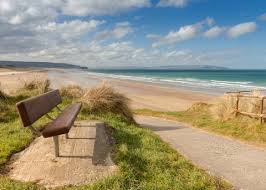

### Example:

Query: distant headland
xmin=0 ymin=60 xmax=88 ymax=70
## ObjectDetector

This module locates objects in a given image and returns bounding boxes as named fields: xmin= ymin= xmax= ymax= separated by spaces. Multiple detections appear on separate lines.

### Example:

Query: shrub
xmin=81 ymin=83 xmax=136 ymax=123
xmin=60 ymin=85 xmax=84 ymax=99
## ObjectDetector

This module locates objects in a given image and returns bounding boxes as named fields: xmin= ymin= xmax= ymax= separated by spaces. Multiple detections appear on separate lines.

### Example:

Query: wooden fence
xmin=226 ymin=91 xmax=266 ymax=124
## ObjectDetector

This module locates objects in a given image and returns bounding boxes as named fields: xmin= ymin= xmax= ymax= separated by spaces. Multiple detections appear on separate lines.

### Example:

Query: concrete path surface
xmin=136 ymin=116 xmax=266 ymax=190
xmin=8 ymin=121 xmax=116 ymax=188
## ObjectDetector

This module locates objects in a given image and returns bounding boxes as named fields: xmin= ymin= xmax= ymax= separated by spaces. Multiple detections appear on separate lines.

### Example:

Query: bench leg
xmin=65 ymin=133 xmax=69 ymax=139
xmin=53 ymin=136 xmax=59 ymax=157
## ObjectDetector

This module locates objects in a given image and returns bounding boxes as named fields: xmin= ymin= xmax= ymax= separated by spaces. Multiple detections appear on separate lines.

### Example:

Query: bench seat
xmin=42 ymin=103 xmax=82 ymax=138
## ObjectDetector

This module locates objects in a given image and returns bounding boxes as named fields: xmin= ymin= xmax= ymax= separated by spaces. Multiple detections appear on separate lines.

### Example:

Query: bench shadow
xmin=140 ymin=124 xmax=185 ymax=131
xmin=109 ymin=127 xmax=148 ymax=179
xmin=67 ymin=137 xmax=95 ymax=140
xmin=92 ymin=122 xmax=149 ymax=179
xmin=74 ymin=124 xmax=97 ymax=128
xmin=92 ymin=123 xmax=112 ymax=165
xmin=58 ymin=155 xmax=92 ymax=159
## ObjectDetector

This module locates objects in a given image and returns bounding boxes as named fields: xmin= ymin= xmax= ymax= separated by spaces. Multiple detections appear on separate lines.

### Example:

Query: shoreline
xmin=87 ymin=71 xmax=225 ymax=96
xmin=86 ymin=70 xmax=266 ymax=95
xmin=48 ymin=69 xmax=218 ymax=111
xmin=1 ymin=68 xmax=217 ymax=111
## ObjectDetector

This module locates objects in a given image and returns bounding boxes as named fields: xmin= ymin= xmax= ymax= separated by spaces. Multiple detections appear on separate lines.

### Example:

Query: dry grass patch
xmin=191 ymin=94 xmax=265 ymax=130
xmin=211 ymin=90 xmax=264 ymax=121
xmin=81 ymin=83 xmax=135 ymax=123
xmin=211 ymin=95 xmax=236 ymax=121
xmin=0 ymin=89 xmax=7 ymax=100
xmin=22 ymin=78 xmax=50 ymax=95
xmin=187 ymin=102 xmax=210 ymax=112
xmin=239 ymin=90 xmax=262 ymax=114
xmin=60 ymin=85 xmax=84 ymax=99
xmin=0 ymin=83 xmax=9 ymax=113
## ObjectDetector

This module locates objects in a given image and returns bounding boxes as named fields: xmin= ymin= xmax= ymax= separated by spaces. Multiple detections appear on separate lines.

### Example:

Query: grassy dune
xmin=0 ymin=84 xmax=232 ymax=190
xmin=135 ymin=104 xmax=266 ymax=146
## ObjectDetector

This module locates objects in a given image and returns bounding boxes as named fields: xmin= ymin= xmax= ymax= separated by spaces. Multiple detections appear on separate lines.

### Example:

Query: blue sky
xmin=0 ymin=0 xmax=266 ymax=68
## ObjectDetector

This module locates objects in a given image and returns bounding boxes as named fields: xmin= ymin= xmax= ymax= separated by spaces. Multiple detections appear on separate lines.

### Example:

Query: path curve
xmin=136 ymin=115 xmax=266 ymax=190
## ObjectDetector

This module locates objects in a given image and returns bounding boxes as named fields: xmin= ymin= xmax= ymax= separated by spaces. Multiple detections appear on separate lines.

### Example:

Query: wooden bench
xmin=16 ymin=90 xmax=82 ymax=157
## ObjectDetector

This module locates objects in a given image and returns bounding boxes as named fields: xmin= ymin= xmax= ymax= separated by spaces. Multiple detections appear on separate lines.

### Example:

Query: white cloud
xmin=148 ymin=18 xmax=214 ymax=47
xmin=112 ymin=22 xmax=133 ymax=39
xmin=259 ymin=13 xmax=266 ymax=21
xmin=203 ymin=26 xmax=225 ymax=38
xmin=0 ymin=0 xmax=150 ymax=24
xmin=154 ymin=25 xmax=197 ymax=47
xmin=36 ymin=20 xmax=104 ymax=40
xmin=0 ymin=0 xmax=59 ymax=25
xmin=62 ymin=0 xmax=151 ymax=16
xmin=0 ymin=0 xmax=13 ymax=13
xmin=95 ymin=22 xmax=133 ymax=41
xmin=227 ymin=22 xmax=256 ymax=38
xmin=0 ymin=19 xmax=104 ymax=54
xmin=0 ymin=41 xmax=222 ymax=67
xmin=146 ymin=34 xmax=160 ymax=40
xmin=157 ymin=0 xmax=188 ymax=7
xmin=0 ymin=1 xmax=259 ymax=68
xmin=9 ymin=15 xmax=23 ymax=25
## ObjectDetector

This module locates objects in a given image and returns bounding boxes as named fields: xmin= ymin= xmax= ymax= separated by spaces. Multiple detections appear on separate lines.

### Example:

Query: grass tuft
xmin=22 ymin=78 xmax=50 ymax=95
xmin=60 ymin=85 xmax=84 ymax=99
xmin=0 ymin=83 xmax=8 ymax=100
xmin=81 ymin=83 xmax=135 ymax=124
xmin=0 ymin=90 xmax=7 ymax=100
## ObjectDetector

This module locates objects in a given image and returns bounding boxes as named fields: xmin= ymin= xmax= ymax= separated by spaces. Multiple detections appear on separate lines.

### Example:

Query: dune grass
xmin=0 ymin=85 xmax=232 ymax=190
xmin=60 ymin=85 xmax=84 ymax=99
xmin=135 ymin=103 xmax=266 ymax=146
xmin=22 ymin=78 xmax=51 ymax=95
xmin=81 ymin=83 xmax=136 ymax=124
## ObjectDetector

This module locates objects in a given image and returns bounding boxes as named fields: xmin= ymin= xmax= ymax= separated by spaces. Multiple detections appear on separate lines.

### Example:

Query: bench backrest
xmin=16 ymin=90 xmax=62 ymax=127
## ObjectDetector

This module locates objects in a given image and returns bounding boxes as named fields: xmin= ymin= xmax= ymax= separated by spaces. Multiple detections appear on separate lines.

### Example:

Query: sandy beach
xmin=0 ymin=68 xmax=216 ymax=111
xmin=0 ymin=68 xmax=47 ymax=94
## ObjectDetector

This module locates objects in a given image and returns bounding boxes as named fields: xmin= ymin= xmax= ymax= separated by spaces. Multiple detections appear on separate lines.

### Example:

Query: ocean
xmin=88 ymin=70 xmax=266 ymax=94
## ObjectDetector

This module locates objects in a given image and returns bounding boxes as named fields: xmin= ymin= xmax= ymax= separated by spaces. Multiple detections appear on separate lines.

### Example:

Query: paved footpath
xmin=136 ymin=116 xmax=266 ymax=190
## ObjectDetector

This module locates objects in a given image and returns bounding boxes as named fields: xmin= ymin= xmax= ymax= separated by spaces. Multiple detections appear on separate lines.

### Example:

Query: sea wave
xmin=87 ymin=72 xmax=266 ymax=93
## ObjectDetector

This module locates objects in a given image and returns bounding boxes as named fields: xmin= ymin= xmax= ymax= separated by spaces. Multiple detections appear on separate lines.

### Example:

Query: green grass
xmin=61 ymin=113 xmax=231 ymax=190
xmin=0 ymin=91 xmax=66 ymax=167
xmin=0 ymin=90 xmax=232 ymax=190
xmin=135 ymin=106 xmax=266 ymax=146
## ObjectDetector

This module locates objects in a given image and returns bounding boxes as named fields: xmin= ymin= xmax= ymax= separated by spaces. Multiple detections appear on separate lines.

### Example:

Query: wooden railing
xmin=226 ymin=91 xmax=266 ymax=124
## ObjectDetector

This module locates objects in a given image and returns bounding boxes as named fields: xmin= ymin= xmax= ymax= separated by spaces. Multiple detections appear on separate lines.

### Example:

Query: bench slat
xmin=42 ymin=103 xmax=82 ymax=138
xmin=16 ymin=90 xmax=62 ymax=127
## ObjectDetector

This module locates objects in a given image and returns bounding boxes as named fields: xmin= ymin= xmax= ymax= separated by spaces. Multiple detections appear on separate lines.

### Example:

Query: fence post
xmin=260 ymin=98 xmax=264 ymax=124
xmin=235 ymin=93 xmax=240 ymax=117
